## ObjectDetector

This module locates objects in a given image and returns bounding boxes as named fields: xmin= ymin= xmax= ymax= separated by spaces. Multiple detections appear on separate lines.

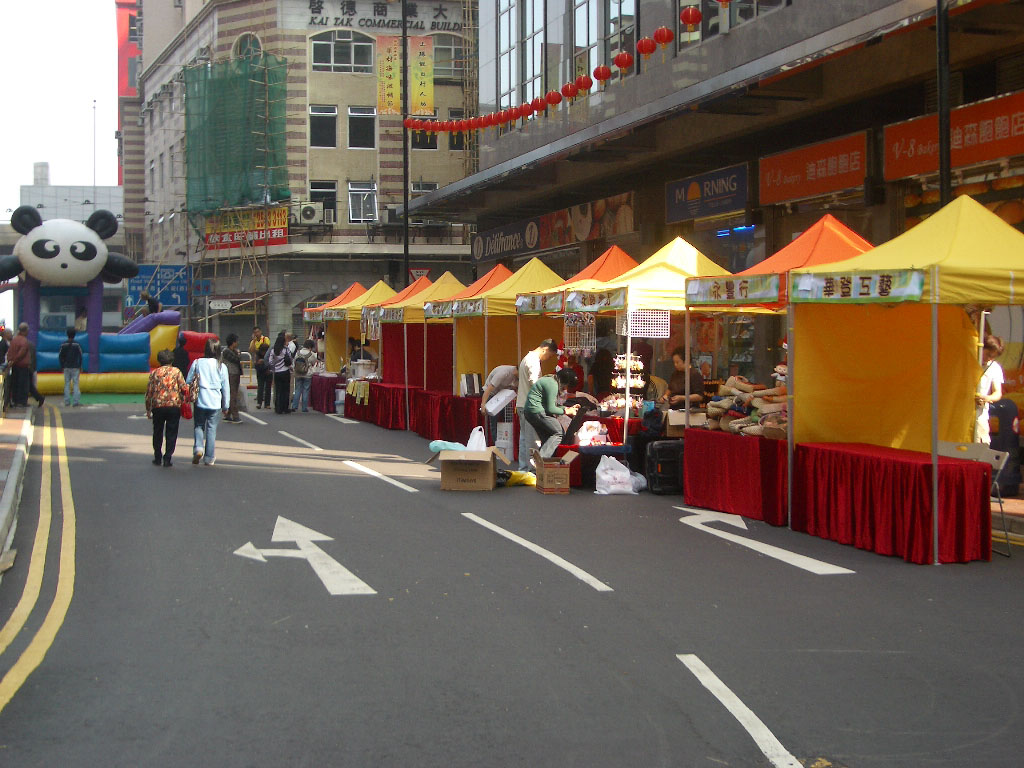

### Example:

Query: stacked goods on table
xmin=703 ymin=368 xmax=788 ymax=439
xmin=600 ymin=353 xmax=645 ymax=416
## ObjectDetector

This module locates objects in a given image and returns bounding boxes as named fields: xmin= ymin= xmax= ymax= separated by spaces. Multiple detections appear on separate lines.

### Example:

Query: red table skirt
xmin=683 ymin=429 xmax=788 ymax=526
xmin=598 ymin=416 xmax=643 ymax=444
xmin=344 ymin=383 xmax=421 ymax=430
xmin=792 ymin=442 xmax=991 ymax=564
xmin=310 ymin=374 xmax=341 ymax=414
xmin=408 ymin=389 xmax=482 ymax=444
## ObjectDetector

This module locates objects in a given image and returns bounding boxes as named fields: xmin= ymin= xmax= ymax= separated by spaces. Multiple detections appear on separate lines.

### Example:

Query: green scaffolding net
xmin=184 ymin=54 xmax=291 ymax=215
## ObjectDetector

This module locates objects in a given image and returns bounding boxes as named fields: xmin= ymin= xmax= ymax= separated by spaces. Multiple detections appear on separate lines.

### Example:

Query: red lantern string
xmin=545 ymin=90 xmax=563 ymax=107
xmin=575 ymin=74 xmax=594 ymax=92
xmin=636 ymin=37 xmax=656 ymax=61
xmin=519 ymin=103 xmax=533 ymax=120
xmin=561 ymin=82 xmax=579 ymax=101
xmin=531 ymin=96 xmax=545 ymax=114
xmin=593 ymin=65 xmax=612 ymax=90
xmin=680 ymin=5 xmax=702 ymax=33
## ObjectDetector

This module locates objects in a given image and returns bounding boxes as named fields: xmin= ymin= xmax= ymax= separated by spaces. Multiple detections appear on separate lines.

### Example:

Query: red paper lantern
xmin=613 ymin=51 xmax=634 ymax=71
xmin=680 ymin=5 xmax=702 ymax=32
xmin=561 ymin=82 xmax=579 ymax=99
xmin=636 ymin=37 xmax=656 ymax=60
xmin=470 ymin=116 xmax=482 ymax=130
xmin=531 ymin=96 xmax=545 ymax=113
xmin=403 ymin=117 xmax=414 ymax=129
xmin=545 ymin=90 xmax=562 ymax=106
xmin=520 ymin=103 xmax=533 ymax=118
xmin=503 ymin=108 xmax=514 ymax=123
xmin=653 ymin=26 xmax=674 ymax=49
xmin=593 ymin=65 xmax=612 ymax=87
xmin=575 ymin=74 xmax=593 ymax=91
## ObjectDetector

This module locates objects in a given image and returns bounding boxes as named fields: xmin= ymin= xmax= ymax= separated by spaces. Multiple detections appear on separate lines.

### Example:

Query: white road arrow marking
xmin=677 ymin=654 xmax=802 ymax=768
xmin=674 ymin=506 xmax=854 ymax=576
xmin=234 ymin=516 xmax=376 ymax=595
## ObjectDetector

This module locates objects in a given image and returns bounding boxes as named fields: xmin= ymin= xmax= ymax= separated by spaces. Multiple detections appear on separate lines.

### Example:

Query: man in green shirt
xmin=524 ymin=368 xmax=580 ymax=459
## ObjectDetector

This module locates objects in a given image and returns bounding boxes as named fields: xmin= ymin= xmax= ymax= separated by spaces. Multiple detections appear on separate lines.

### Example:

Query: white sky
xmin=0 ymin=1 xmax=119 ymax=220
xmin=0 ymin=0 xmax=119 ymax=324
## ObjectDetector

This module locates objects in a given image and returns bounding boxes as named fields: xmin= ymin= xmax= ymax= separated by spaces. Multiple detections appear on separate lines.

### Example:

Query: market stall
xmin=323 ymin=280 xmax=394 ymax=374
xmin=684 ymin=214 xmax=874 ymax=523
xmin=789 ymin=195 xmax=1021 ymax=563
xmin=306 ymin=282 xmax=367 ymax=372
xmin=563 ymin=237 xmax=730 ymax=443
xmin=364 ymin=275 xmax=433 ymax=385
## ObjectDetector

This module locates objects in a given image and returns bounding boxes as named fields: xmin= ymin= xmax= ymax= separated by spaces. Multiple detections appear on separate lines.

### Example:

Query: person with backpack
xmin=265 ymin=331 xmax=293 ymax=414
xmin=291 ymin=339 xmax=317 ymax=413
xmin=59 ymin=327 xmax=84 ymax=407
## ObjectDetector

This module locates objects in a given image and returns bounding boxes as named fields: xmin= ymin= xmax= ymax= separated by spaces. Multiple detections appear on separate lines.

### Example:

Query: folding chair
xmin=938 ymin=441 xmax=1012 ymax=557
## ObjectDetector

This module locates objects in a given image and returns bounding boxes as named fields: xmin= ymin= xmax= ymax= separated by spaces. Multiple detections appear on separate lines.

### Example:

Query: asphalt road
xmin=0 ymin=403 xmax=1022 ymax=767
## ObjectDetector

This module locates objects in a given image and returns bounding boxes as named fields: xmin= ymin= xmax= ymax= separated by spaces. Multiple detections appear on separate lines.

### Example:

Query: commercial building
xmin=132 ymin=0 xmax=476 ymax=340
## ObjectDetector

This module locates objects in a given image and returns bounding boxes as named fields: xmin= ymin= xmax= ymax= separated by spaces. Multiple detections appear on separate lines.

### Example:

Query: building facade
xmin=408 ymin=0 xmax=1024 ymax=381
xmin=133 ymin=0 xmax=476 ymax=340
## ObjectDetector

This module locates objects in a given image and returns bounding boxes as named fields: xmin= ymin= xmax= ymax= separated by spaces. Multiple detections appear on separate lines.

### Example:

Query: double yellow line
xmin=0 ymin=407 xmax=76 ymax=713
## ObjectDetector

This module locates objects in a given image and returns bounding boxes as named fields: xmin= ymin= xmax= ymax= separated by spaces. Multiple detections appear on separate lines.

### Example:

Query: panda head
xmin=10 ymin=206 xmax=118 ymax=286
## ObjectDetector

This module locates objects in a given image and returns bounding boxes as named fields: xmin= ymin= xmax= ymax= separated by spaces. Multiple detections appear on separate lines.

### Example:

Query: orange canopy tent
xmin=516 ymin=245 xmax=640 ymax=315
xmin=303 ymin=282 xmax=366 ymax=323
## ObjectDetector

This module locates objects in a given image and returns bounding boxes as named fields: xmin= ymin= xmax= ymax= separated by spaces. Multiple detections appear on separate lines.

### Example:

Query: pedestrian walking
xmin=6 ymin=323 xmax=32 ymax=407
xmin=266 ymin=332 xmax=293 ymax=414
xmin=172 ymin=334 xmax=190 ymax=380
xmin=145 ymin=349 xmax=188 ymax=467
xmin=221 ymin=333 xmax=243 ymax=423
xmin=59 ymin=327 xmax=83 ymax=407
xmin=186 ymin=339 xmax=230 ymax=466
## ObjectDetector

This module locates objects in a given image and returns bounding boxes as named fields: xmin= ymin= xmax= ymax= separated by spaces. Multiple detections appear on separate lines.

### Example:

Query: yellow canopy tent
xmin=790 ymin=195 xmax=1024 ymax=563
xmin=452 ymin=258 xmax=563 ymax=389
xmin=379 ymin=272 xmax=465 ymax=389
xmin=303 ymin=282 xmax=366 ymax=324
xmin=516 ymin=245 xmax=639 ymax=315
xmin=322 ymin=280 xmax=396 ymax=373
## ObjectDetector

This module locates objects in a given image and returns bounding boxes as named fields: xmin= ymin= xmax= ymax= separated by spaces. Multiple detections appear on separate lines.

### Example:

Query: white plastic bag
xmin=466 ymin=425 xmax=488 ymax=451
xmin=630 ymin=471 xmax=647 ymax=493
xmin=594 ymin=455 xmax=636 ymax=495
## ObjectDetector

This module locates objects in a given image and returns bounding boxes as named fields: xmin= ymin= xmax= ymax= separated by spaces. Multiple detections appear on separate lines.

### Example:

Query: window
xmin=498 ymin=0 xmax=518 ymax=112
xmin=411 ymin=181 xmax=439 ymax=195
xmin=521 ymin=0 xmax=544 ymax=105
xmin=348 ymin=181 xmax=377 ymax=223
xmin=433 ymin=34 xmax=465 ymax=79
xmin=309 ymin=105 xmax=337 ymax=148
xmin=412 ymin=114 xmax=438 ymax=150
xmin=573 ymin=0 xmax=600 ymax=86
xmin=606 ymin=0 xmax=636 ymax=82
xmin=128 ymin=14 xmax=140 ymax=44
xmin=311 ymin=30 xmax=375 ymax=73
xmin=310 ymin=180 xmax=338 ymax=217
xmin=348 ymin=107 xmax=376 ymax=149
xmin=448 ymin=108 xmax=465 ymax=151
xmin=128 ymin=56 xmax=140 ymax=89
xmin=234 ymin=33 xmax=262 ymax=59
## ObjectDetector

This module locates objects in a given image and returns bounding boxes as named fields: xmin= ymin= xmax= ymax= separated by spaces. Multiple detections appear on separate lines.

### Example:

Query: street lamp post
xmin=401 ymin=0 xmax=411 ymax=288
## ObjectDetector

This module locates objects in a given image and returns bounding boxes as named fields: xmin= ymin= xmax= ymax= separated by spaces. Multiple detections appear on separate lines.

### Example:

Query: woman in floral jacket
xmin=145 ymin=348 xmax=189 ymax=467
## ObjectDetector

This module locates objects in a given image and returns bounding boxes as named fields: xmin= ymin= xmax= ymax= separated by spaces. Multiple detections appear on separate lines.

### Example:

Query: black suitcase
xmin=645 ymin=439 xmax=685 ymax=495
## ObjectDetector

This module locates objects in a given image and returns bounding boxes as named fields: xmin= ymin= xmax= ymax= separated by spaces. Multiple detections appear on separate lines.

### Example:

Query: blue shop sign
xmin=666 ymin=163 xmax=748 ymax=224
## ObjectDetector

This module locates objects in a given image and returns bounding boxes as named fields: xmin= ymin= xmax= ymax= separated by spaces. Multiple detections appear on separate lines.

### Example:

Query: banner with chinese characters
xmin=884 ymin=90 xmax=1024 ymax=180
xmin=204 ymin=206 xmax=288 ymax=251
xmin=563 ymin=287 xmax=629 ymax=313
xmin=452 ymin=298 xmax=485 ymax=317
xmin=380 ymin=307 xmax=405 ymax=323
xmin=759 ymin=133 xmax=866 ymax=205
xmin=515 ymin=292 xmax=566 ymax=315
xmin=789 ymin=270 xmax=924 ymax=303
xmin=686 ymin=275 xmax=780 ymax=306
xmin=376 ymin=35 xmax=433 ymax=116
xmin=424 ymin=300 xmax=453 ymax=319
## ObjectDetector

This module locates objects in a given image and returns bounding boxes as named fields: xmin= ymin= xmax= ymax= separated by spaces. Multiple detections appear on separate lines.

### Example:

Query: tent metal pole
xmin=787 ymin=299 xmax=795 ymax=530
xmin=403 ymin=323 xmax=410 ymax=431
xmin=624 ymin=321 xmax=632 ymax=440
xmin=684 ymin=309 xmax=691 ymax=428
xmin=484 ymin=316 xmax=489 ymax=395
xmin=932 ymin=271 xmax=940 ymax=565
xmin=452 ymin=318 xmax=457 ymax=395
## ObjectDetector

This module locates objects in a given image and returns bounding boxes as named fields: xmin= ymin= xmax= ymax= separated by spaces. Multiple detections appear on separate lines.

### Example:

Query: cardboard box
xmin=427 ymin=447 xmax=509 ymax=491
xmin=532 ymin=449 xmax=578 ymax=494
xmin=666 ymin=409 xmax=706 ymax=437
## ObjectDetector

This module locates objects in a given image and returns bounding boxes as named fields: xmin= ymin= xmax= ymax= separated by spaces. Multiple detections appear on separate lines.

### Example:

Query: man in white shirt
xmin=515 ymin=339 xmax=557 ymax=471
xmin=285 ymin=332 xmax=298 ymax=357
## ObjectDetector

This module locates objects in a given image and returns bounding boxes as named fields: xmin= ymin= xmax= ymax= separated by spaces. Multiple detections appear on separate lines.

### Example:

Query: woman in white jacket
xmin=186 ymin=339 xmax=230 ymax=465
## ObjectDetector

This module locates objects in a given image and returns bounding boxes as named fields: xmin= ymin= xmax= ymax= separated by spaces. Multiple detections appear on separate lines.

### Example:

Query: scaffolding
xmin=184 ymin=51 xmax=290 ymax=327
xmin=460 ymin=0 xmax=480 ymax=177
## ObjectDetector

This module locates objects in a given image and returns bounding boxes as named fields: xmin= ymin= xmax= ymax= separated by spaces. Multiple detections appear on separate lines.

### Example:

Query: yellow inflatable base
xmin=37 ymin=372 xmax=150 ymax=395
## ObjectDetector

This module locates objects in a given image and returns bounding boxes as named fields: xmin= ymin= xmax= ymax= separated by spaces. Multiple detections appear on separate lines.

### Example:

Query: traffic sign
xmin=209 ymin=299 xmax=232 ymax=311
xmin=193 ymin=279 xmax=213 ymax=296
xmin=409 ymin=267 xmax=431 ymax=281
xmin=126 ymin=264 xmax=191 ymax=308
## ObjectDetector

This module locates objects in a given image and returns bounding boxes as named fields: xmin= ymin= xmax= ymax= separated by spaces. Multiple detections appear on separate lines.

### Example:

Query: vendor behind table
xmin=660 ymin=346 xmax=705 ymax=410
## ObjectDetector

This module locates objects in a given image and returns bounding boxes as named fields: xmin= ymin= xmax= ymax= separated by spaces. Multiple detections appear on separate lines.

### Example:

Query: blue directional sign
xmin=126 ymin=264 xmax=191 ymax=308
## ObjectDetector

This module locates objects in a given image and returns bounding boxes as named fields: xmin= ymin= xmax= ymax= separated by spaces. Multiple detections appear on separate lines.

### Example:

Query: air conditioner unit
xmin=324 ymin=208 xmax=335 ymax=226
xmin=289 ymin=201 xmax=325 ymax=226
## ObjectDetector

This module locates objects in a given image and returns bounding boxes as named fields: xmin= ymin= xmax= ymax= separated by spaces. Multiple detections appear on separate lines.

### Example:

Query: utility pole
xmin=401 ymin=0 xmax=410 ymax=287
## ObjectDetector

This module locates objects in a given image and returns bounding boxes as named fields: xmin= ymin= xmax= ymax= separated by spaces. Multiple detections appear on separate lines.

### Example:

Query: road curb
xmin=0 ymin=413 xmax=36 ymax=555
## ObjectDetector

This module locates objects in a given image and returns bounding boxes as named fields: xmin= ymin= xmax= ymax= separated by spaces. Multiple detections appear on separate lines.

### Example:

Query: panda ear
xmin=86 ymin=210 xmax=118 ymax=240
xmin=11 ymin=206 xmax=42 ymax=235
